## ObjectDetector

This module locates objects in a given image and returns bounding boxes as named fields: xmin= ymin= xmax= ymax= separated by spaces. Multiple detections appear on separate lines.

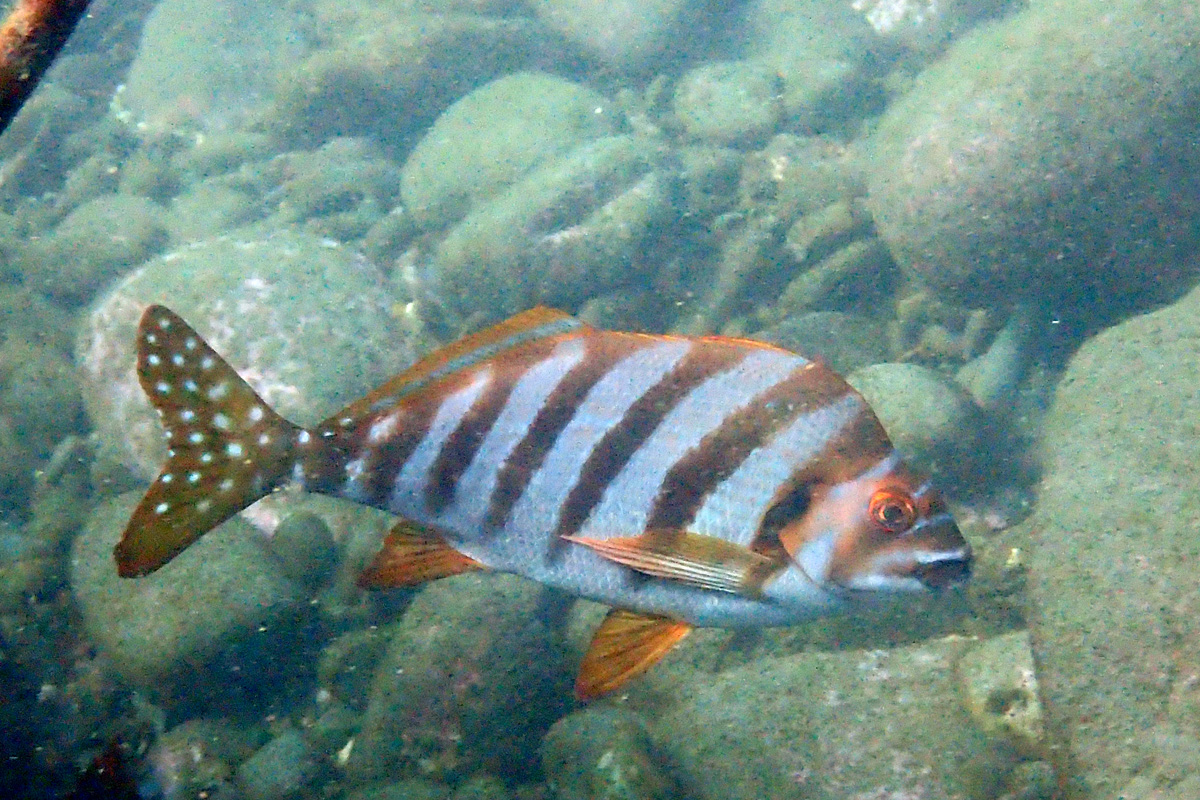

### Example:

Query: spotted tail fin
xmin=114 ymin=305 xmax=304 ymax=578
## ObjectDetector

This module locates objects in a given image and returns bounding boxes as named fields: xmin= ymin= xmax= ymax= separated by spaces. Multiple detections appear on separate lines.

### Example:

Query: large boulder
xmin=1027 ymin=281 xmax=1200 ymax=797
xmin=862 ymin=0 xmax=1200 ymax=307
xmin=76 ymin=228 xmax=409 ymax=479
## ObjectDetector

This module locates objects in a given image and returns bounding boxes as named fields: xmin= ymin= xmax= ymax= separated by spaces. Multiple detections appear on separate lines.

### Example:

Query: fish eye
xmin=869 ymin=488 xmax=917 ymax=533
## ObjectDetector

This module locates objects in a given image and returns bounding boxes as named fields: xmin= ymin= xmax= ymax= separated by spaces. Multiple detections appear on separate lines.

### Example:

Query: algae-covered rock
xmin=347 ymin=573 xmax=572 ymax=784
xmin=115 ymin=0 xmax=304 ymax=135
xmin=754 ymin=311 xmax=889 ymax=374
xmin=528 ymin=0 xmax=696 ymax=69
xmin=863 ymin=0 xmax=1200 ymax=308
xmin=957 ymin=630 xmax=1044 ymax=757
xmin=425 ymin=135 xmax=673 ymax=324
xmin=401 ymin=72 xmax=617 ymax=230
xmin=673 ymin=61 xmax=781 ymax=147
xmin=650 ymin=638 xmax=986 ymax=800
xmin=76 ymin=228 xmax=409 ymax=479
xmin=744 ymin=0 xmax=876 ymax=132
xmin=269 ymin=6 xmax=539 ymax=149
xmin=1026 ymin=281 xmax=1200 ymax=797
xmin=70 ymin=493 xmax=309 ymax=711
xmin=24 ymin=194 xmax=167 ymax=306
xmin=542 ymin=707 xmax=671 ymax=800
xmin=848 ymin=361 xmax=983 ymax=481
xmin=234 ymin=729 xmax=327 ymax=800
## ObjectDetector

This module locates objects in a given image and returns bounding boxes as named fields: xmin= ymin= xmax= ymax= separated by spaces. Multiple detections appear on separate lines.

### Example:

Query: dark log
xmin=0 ymin=0 xmax=93 ymax=135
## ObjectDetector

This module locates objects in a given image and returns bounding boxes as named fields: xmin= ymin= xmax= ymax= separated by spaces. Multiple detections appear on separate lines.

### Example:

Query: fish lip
xmin=912 ymin=546 xmax=973 ymax=591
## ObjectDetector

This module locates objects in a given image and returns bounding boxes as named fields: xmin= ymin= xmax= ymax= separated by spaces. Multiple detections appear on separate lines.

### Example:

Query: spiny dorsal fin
xmin=357 ymin=519 xmax=483 ymax=588
xmin=115 ymin=305 xmax=302 ymax=578
xmin=321 ymin=307 xmax=583 ymax=429
xmin=563 ymin=530 xmax=784 ymax=596
xmin=576 ymin=608 xmax=692 ymax=701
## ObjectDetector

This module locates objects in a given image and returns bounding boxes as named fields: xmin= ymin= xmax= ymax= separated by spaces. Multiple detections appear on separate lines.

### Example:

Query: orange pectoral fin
xmin=563 ymin=529 xmax=781 ymax=596
xmin=576 ymin=608 xmax=692 ymax=701
xmin=357 ymin=520 xmax=483 ymax=589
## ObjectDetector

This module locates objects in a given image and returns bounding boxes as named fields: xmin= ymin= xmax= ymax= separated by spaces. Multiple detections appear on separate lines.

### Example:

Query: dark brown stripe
xmin=484 ymin=337 xmax=635 ymax=531
xmin=423 ymin=337 xmax=564 ymax=514
xmin=552 ymin=342 xmax=747 ymax=541
xmin=644 ymin=360 xmax=852 ymax=532
xmin=355 ymin=405 xmax=438 ymax=507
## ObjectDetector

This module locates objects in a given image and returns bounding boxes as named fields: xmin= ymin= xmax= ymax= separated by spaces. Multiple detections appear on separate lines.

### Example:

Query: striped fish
xmin=115 ymin=306 xmax=971 ymax=699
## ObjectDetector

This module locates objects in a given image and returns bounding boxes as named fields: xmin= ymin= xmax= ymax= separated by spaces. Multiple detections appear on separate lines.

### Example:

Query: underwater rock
xmin=234 ymin=729 xmax=327 ymax=800
xmin=344 ymin=778 xmax=452 ymax=800
xmin=401 ymin=72 xmax=617 ymax=231
xmin=266 ymin=138 xmax=404 ymax=244
xmin=863 ymin=0 xmax=1200 ymax=308
xmin=847 ymin=361 xmax=983 ymax=482
xmin=673 ymin=61 xmax=781 ymax=148
xmin=76 ymin=228 xmax=409 ymax=479
xmin=70 ymin=493 xmax=309 ymax=712
xmin=1026 ymin=281 xmax=1200 ymax=797
xmin=23 ymin=194 xmax=167 ymax=306
xmin=347 ymin=573 xmax=571 ymax=785
xmin=743 ymin=1 xmax=876 ymax=132
xmin=650 ymin=637 xmax=984 ymax=800
xmin=265 ymin=512 xmax=337 ymax=592
xmin=269 ymin=6 xmax=539 ymax=150
xmin=754 ymin=311 xmax=889 ymax=375
xmin=957 ymin=630 xmax=1044 ymax=757
xmin=424 ymin=135 xmax=673 ymax=325
xmin=541 ymin=707 xmax=670 ymax=800
xmin=115 ymin=0 xmax=305 ymax=135
xmin=528 ymin=0 xmax=696 ymax=69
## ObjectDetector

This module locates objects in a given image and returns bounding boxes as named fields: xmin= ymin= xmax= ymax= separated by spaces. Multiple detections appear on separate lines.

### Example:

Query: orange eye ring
xmin=869 ymin=488 xmax=917 ymax=533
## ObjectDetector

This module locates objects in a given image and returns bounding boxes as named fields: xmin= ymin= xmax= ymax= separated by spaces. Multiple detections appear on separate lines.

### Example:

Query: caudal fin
xmin=114 ymin=305 xmax=303 ymax=577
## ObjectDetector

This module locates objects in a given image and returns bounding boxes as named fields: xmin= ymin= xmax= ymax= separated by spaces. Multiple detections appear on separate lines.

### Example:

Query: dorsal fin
xmin=319 ymin=307 xmax=584 ymax=429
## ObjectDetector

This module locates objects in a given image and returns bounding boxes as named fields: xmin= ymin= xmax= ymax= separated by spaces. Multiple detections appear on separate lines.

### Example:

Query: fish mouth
xmin=911 ymin=546 xmax=973 ymax=591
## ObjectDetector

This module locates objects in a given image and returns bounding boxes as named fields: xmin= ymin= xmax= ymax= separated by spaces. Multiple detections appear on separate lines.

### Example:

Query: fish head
xmin=774 ymin=453 xmax=971 ymax=595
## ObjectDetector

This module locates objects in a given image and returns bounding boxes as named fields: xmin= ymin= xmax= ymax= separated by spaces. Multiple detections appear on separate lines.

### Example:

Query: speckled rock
xmin=75 ymin=228 xmax=409 ymax=479
xmin=649 ymin=637 xmax=987 ymax=800
xmin=847 ymin=361 xmax=983 ymax=481
xmin=268 ymin=5 xmax=539 ymax=150
xmin=744 ymin=1 xmax=875 ymax=131
xmin=23 ymin=194 xmax=167 ymax=305
xmin=542 ymin=707 xmax=670 ymax=800
xmin=754 ymin=311 xmax=889 ymax=374
xmin=528 ymin=0 xmax=696 ymax=69
xmin=115 ymin=0 xmax=304 ymax=135
xmin=673 ymin=62 xmax=780 ymax=147
xmin=234 ymin=729 xmax=327 ymax=800
xmin=863 ymin=0 xmax=1200 ymax=307
xmin=423 ymin=135 xmax=673 ymax=324
xmin=957 ymin=630 xmax=1044 ymax=757
xmin=401 ymin=72 xmax=617 ymax=230
xmin=70 ymin=493 xmax=308 ymax=711
xmin=1027 ymin=282 xmax=1200 ymax=798
xmin=347 ymin=573 xmax=572 ymax=784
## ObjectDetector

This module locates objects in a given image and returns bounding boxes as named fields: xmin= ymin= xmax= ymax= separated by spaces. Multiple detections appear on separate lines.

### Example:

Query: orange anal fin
xmin=357 ymin=520 xmax=483 ymax=589
xmin=576 ymin=608 xmax=692 ymax=701
xmin=562 ymin=530 xmax=781 ymax=596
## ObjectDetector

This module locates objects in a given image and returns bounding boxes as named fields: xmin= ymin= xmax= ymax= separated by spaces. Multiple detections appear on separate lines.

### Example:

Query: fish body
xmin=116 ymin=306 xmax=971 ymax=697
